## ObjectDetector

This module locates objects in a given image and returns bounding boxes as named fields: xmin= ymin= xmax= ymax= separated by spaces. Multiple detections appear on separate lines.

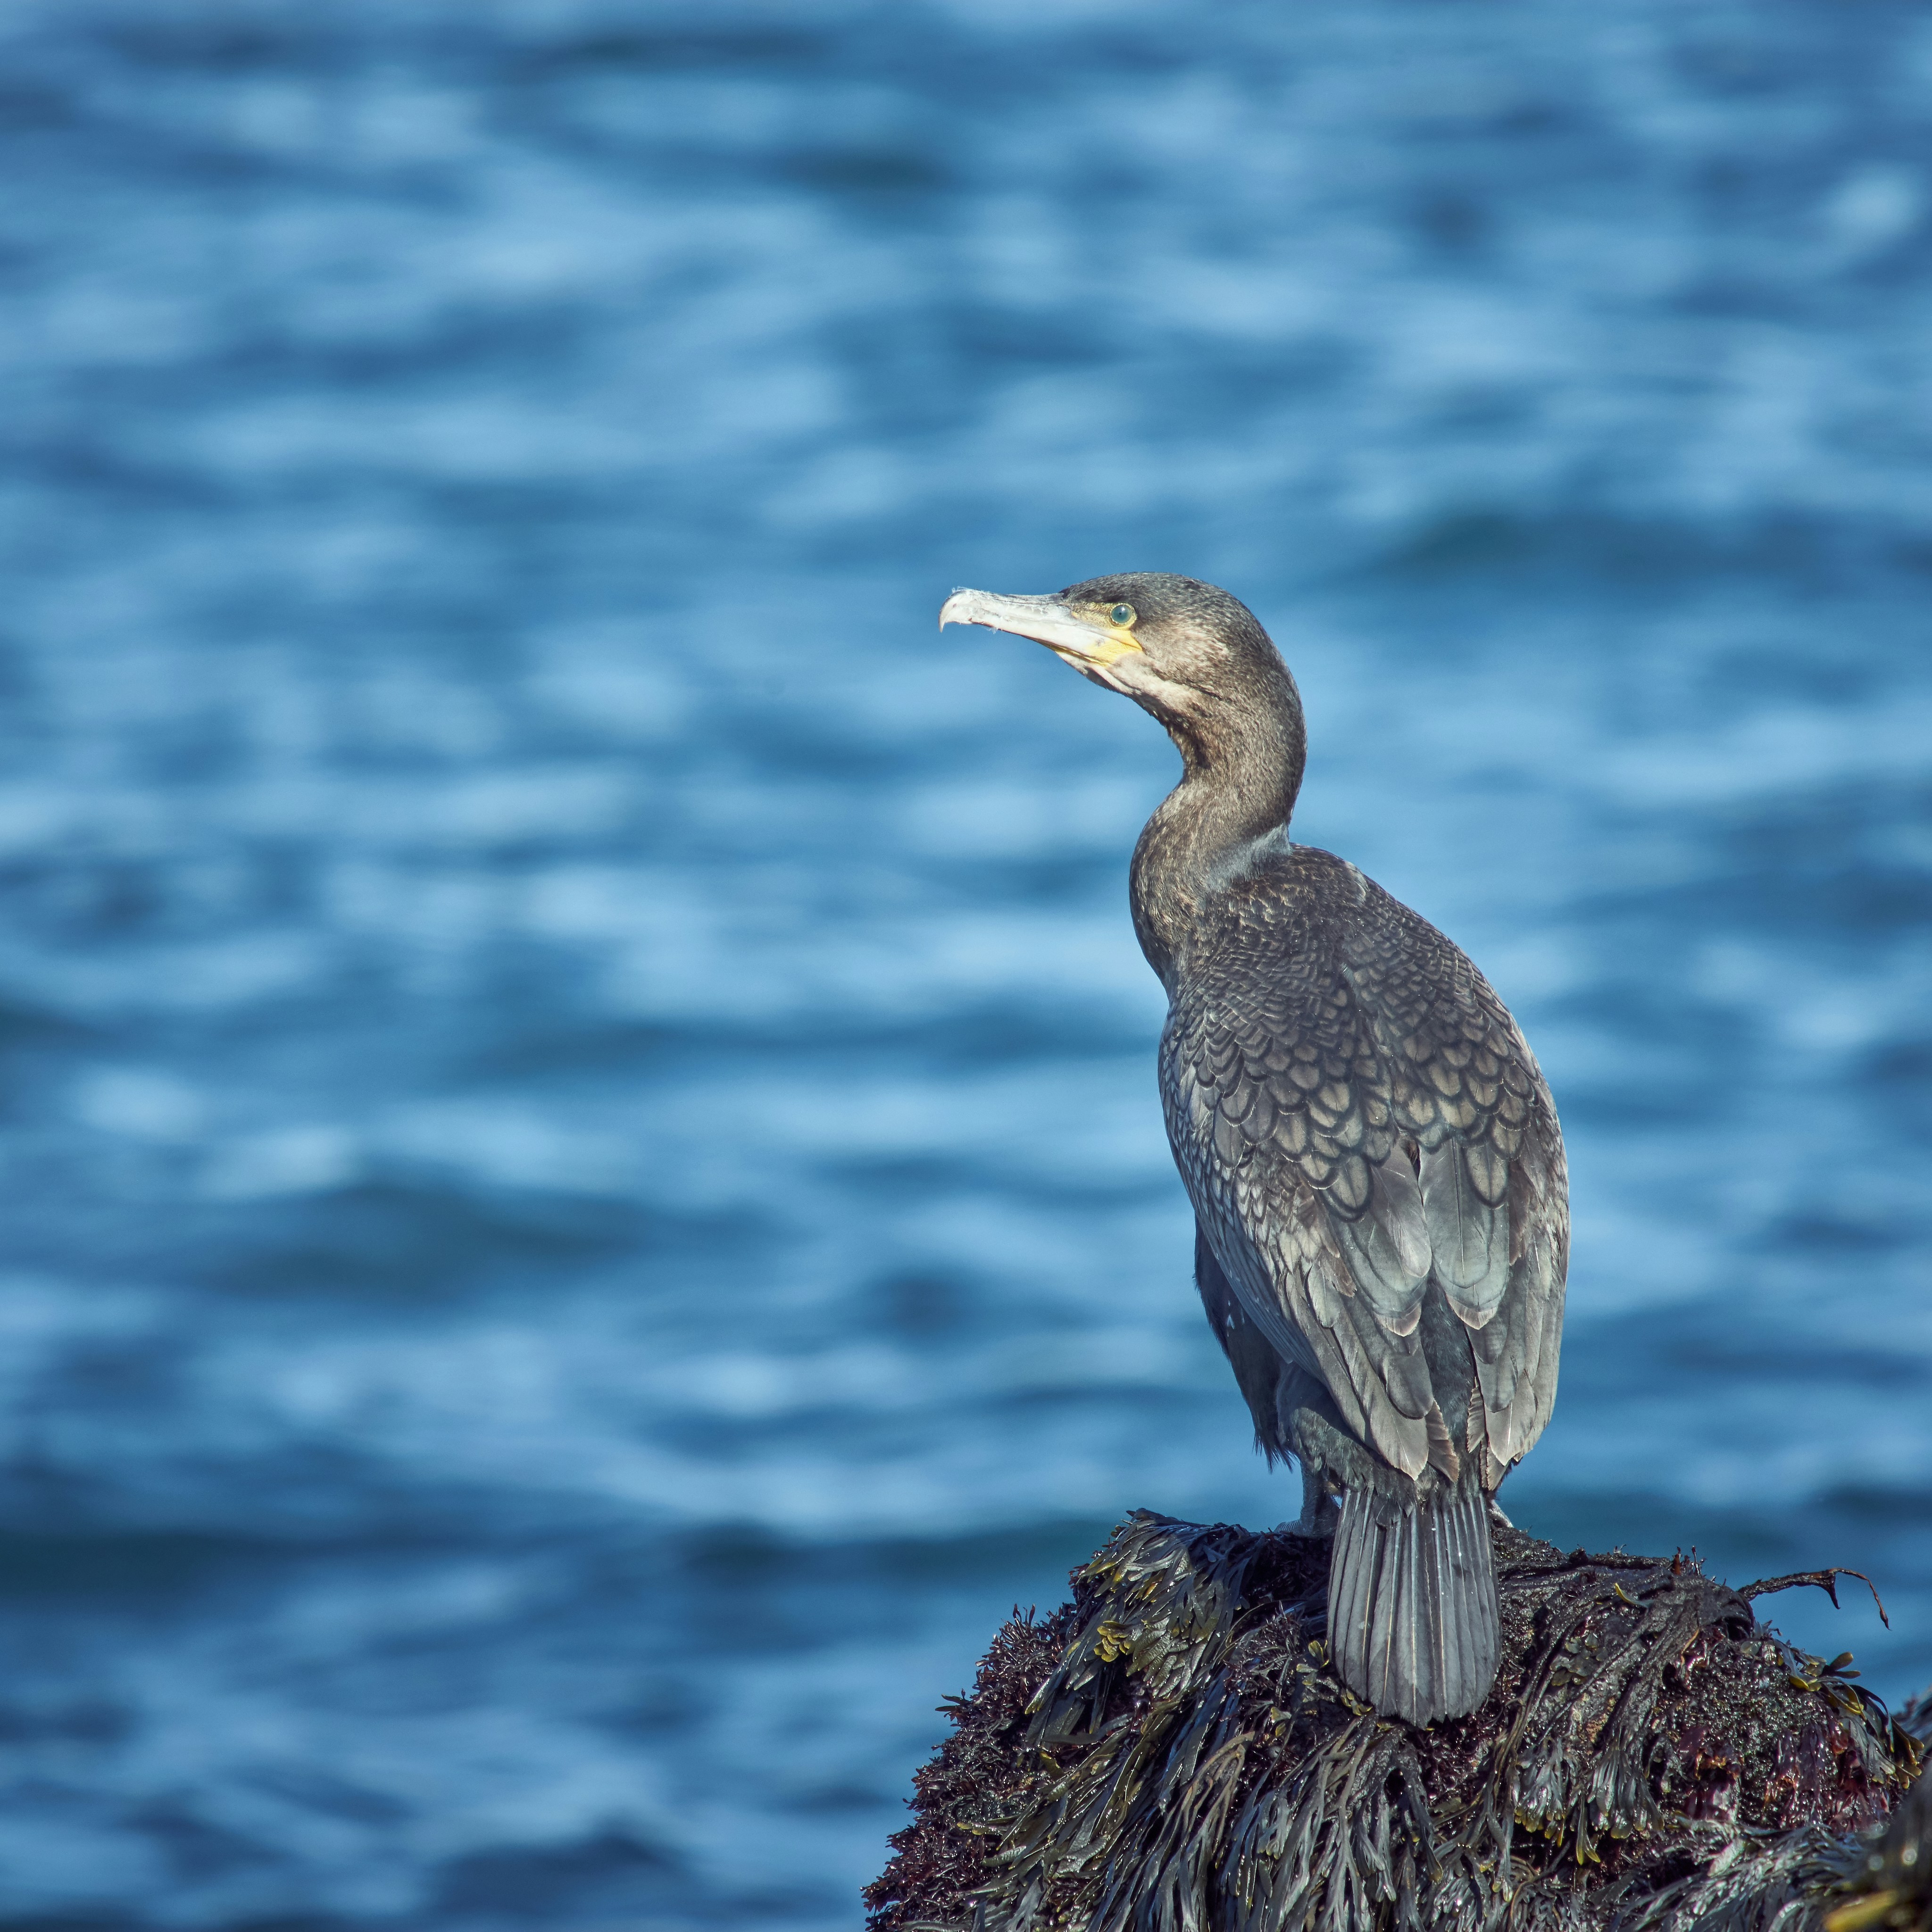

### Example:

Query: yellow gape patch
xmin=1074 ymin=604 xmax=1145 ymax=665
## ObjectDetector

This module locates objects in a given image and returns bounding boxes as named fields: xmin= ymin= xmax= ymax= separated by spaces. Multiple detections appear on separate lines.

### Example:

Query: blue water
xmin=0 ymin=1 xmax=1928 ymax=1924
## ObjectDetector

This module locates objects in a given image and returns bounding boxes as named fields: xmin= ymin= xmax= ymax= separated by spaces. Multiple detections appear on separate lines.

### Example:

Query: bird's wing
xmin=1163 ymin=883 xmax=1443 ymax=1480
xmin=1341 ymin=879 xmax=1568 ymax=1477
xmin=1163 ymin=853 xmax=1567 ymax=1485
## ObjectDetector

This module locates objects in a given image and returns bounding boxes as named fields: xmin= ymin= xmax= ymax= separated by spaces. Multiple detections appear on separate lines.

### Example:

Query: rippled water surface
xmin=1 ymin=1 xmax=1930 ymax=1924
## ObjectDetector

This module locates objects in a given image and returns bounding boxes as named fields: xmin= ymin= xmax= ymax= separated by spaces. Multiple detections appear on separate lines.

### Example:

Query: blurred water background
xmin=0 ymin=0 xmax=1929 ymax=1924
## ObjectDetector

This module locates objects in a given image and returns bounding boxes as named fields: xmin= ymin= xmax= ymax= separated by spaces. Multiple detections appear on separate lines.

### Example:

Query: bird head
xmin=938 ymin=572 xmax=1288 ymax=733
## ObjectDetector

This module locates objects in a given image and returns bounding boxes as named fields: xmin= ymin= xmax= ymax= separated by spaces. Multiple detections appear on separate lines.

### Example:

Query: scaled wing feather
xmin=1165 ymin=845 xmax=1567 ymax=1498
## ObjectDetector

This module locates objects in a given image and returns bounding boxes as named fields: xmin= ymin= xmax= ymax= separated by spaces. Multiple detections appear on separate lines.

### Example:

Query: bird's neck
xmin=1129 ymin=692 xmax=1305 ymax=989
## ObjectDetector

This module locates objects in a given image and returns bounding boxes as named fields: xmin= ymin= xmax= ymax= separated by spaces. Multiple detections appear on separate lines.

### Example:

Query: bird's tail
xmin=1327 ymin=1477 xmax=1499 ymax=1725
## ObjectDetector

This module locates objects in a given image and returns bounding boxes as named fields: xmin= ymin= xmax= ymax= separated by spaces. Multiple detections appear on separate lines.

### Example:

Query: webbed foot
xmin=1282 ymin=1470 xmax=1340 ymax=1540
xmin=1282 ymin=1507 xmax=1338 ymax=1540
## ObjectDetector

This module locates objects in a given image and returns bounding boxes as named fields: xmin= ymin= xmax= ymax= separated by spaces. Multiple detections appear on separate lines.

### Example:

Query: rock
xmin=866 ymin=1512 xmax=1928 ymax=1932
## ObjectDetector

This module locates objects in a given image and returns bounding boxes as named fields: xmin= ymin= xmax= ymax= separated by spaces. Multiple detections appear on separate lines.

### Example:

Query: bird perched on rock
xmin=940 ymin=573 xmax=1567 ymax=1726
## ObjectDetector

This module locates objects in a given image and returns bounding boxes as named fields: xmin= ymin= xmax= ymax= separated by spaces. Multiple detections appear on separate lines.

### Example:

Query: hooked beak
xmin=938 ymin=588 xmax=1145 ymax=672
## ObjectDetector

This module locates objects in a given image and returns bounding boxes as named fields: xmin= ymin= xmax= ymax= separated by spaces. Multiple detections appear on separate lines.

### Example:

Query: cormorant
xmin=939 ymin=572 xmax=1567 ymax=1726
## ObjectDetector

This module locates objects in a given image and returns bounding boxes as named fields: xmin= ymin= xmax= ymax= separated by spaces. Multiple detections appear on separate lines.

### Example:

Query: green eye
xmin=1109 ymin=603 xmax=1135 ymax=627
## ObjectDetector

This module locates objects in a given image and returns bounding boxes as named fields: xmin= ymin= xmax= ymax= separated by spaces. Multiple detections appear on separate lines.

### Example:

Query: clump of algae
xmin=867 ymin=1513 xmax=1927 ymax=1932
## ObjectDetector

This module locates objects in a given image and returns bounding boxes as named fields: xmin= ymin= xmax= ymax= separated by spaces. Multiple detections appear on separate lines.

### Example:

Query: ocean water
xmin=0 ymin=0 xmax=1928 ymax=1924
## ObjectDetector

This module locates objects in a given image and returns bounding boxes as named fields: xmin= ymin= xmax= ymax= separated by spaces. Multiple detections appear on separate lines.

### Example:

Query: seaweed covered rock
xmin=867 ymin=1514 xmax=1927 ymax=1932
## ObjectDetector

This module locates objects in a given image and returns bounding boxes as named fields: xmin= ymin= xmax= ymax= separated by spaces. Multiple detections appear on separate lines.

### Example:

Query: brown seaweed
xmin=867 ymin=1514 xmax=1927 ymax=1932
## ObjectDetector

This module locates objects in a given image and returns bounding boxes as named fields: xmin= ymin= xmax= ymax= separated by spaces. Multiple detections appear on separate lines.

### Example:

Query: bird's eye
xmin=1109 ymin=603 xmax=1135 ymax=627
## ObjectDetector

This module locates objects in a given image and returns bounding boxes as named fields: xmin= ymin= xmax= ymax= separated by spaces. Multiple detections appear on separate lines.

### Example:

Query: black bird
xmin=940 ymin=573 xmax=1567 ymax=1725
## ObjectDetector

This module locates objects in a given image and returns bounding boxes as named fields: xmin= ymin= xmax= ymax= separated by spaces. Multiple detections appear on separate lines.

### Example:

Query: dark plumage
xmin=939 ymin=571 xmax=1568 ymax=1725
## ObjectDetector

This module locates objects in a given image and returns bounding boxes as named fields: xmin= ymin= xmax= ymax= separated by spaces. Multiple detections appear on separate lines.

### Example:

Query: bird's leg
xmin=1486 ymin=1494 xmax=1515 ymax=1530
xmin=1282 ymin=1461 xmax=1339 ymax=1540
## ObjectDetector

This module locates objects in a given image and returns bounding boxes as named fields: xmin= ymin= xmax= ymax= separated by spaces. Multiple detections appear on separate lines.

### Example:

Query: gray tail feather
xmin=1328 ymin=1479 xmax=1499 ymax=1725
